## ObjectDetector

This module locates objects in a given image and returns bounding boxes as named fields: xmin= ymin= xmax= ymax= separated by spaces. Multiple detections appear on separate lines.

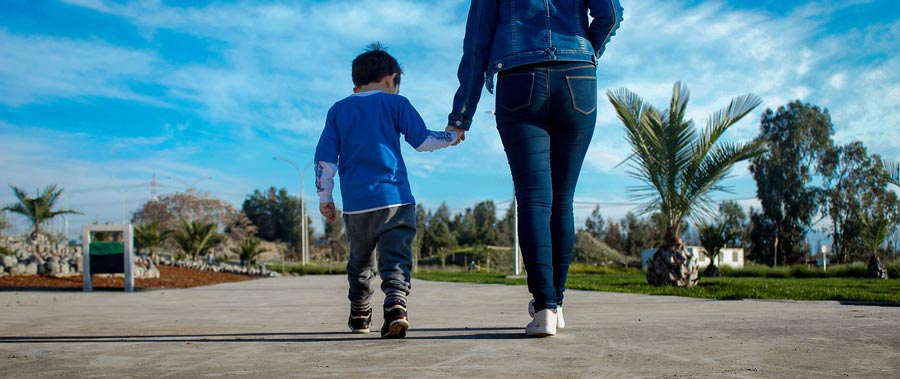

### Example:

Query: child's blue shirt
xmin=314 ymin=91 xmax=449 ymax=213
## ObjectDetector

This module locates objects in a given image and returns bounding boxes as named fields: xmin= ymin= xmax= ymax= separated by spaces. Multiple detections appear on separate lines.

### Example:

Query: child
xmin=314 ymin=43 xmax=458 ymax=338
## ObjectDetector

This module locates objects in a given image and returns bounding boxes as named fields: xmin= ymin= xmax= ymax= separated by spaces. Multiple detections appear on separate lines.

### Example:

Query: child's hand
xmin=445 ymin=126 xmax=465 ymax=146
xmin=320 ymin=202 xmax=337 ymax=222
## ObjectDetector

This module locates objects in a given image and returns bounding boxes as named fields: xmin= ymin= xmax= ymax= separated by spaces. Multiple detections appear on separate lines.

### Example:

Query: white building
xmin=642 ymin=246 xmax=745 ymax=269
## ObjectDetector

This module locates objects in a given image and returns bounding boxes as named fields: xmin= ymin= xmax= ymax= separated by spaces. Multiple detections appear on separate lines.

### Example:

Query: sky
xmin=1 ymin=0 xmax=899 ymax=239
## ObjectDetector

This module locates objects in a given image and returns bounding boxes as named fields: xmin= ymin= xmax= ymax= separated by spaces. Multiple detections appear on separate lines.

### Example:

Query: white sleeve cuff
xmin=415 ymin=131 xmax=457 ymax=152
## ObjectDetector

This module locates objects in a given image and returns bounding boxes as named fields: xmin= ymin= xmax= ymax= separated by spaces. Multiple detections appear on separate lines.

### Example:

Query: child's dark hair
xmin=352 ymin=42 xmax=402 ymax=88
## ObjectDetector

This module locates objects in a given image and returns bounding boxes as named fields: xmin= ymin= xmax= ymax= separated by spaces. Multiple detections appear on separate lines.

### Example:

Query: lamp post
xmin=274 ymin=156 xmax=313 ymax=266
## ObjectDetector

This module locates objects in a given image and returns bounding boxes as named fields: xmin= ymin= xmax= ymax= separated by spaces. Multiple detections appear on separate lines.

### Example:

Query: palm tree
xmin=231 ymin=237 xmax=267 ymax=267
xmin=607 ymin=82 xmax=765 ymax=286
xmin=2 ymin=185 xmax=81 ymax=241
xmin=173 ymin=220 xmax=222 ymax=260
xmin=134 ymin=221 xmax=173 ymax=257
xmin=697 ymin=221 xmax=728 ymax=277
xmin=861 ymin=215 xmax=890 ymax=279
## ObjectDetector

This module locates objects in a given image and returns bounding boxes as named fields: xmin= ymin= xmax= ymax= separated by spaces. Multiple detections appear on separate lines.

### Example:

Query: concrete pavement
xmin=1 ymin=275 xmax=898 ymax=378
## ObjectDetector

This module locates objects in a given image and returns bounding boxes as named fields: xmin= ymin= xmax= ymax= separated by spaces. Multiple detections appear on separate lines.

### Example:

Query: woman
xmin=447 ymin=0 xmax=623 ymax=337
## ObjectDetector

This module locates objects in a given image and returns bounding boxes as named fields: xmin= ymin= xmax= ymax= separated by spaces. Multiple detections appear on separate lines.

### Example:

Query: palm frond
xmin=609 ymin=82 xmax=764 ymax=239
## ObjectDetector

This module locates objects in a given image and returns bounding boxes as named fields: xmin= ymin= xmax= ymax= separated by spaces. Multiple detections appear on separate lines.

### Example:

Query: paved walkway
xmin=1 ymin=275 xmax=898 ymax=378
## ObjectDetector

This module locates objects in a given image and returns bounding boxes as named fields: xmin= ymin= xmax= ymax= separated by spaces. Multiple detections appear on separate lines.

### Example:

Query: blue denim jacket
xmin=449 ymin=0 xmax=623 ymax=130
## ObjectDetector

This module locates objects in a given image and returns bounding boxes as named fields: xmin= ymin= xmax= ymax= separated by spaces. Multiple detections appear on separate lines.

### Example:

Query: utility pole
xmin=274 ymin=157 xmax=313 ymax=266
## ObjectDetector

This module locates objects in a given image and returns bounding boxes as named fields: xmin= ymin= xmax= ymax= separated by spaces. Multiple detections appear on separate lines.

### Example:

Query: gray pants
xmin=344 ymin=204 xmax=416 ymax=309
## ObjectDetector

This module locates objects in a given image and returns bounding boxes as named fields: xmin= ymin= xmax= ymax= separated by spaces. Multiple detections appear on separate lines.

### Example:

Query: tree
xmin=423 ymin=202 xmax=454 ymax=265
xmin=173 ymin=220 xmax=223 ymax=260
xmin=861 ymin=215 xmax=890 ymax=279
xmin=133 ymin=190 xmax=236 ymax=234
xmin=225 ymin=211 xmax=258 ymax=242
xmin=323 ymin=208 xmax=348 ymax=261
xmin=603 ymin=219 xmax=624 ymax=253
xmin=583 ymin=206 xmax=606 ymax=239
xmin=820 ymin=142 xmax=900 ymax=263
xmin=697 ymin=221 xmax=728 ymax=277
xmin=412 ymin=204 xmax=428 ymax=272
xmin=231 ymin=237 xmax=267 ymax=267
xmin=453 ymin=208 xmax=477 ymax=246
xmin=718 ymin=201 xmax=747 ymax=248
xmin=608 ymin=82 xmax=765 ymax=286
xmin=134 ymin=221 xmax=173 ymax=256
xmin=241 ymin=187 xmax=303 ymax=251
xmin=622 ymin=212 xmax=651 ymax=259
xmin=749 ymin=101 xmax=833 ymax=265
xmin=472 ymin=201 xmax=498 ymax=245
xmin=3 ymin=185 xmax=81 ymax=241
xmin=496 ymin=203 xmax=516 ymax=247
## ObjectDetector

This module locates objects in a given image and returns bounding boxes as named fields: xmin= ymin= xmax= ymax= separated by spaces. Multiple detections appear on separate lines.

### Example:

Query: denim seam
xmin=550 ymin=64 xmax=596 ymax=72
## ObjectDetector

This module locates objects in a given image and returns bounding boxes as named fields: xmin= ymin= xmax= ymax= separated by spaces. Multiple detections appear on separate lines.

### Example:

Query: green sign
xmin=89 ymin=241 xmax=124 ymax=256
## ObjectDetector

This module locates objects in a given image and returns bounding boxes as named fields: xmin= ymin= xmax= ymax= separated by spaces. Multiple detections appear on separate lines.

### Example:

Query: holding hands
xmin=445 ymin=126 xmax=466 ymax=146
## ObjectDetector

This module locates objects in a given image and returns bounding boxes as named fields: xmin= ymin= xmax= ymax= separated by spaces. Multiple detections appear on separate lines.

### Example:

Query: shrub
xmin=720 ymin=263 xmax=882 ymax=279
xmin=0 ymin=245 xmax=14 ymax=256
xmin=268 ymin=262 xmax=347 ymax=276
xmin=886 ymin=260 xmax=900 ymax=279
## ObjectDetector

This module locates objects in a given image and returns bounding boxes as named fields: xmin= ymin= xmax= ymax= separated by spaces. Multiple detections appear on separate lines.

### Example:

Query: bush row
xmin=720 ymin=261 xmax=900 ymax=279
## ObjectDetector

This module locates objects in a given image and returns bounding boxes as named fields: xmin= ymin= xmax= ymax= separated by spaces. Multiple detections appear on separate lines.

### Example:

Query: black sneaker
xmin=348 ymin=308 xmax=372 ymax=334
xmin=380 ymin=300 xmax=409 ymax=339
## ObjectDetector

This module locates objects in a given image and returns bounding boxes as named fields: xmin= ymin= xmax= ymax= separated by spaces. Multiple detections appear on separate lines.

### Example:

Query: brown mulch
xmin=0 ymin=266 xmax=257 ymax=291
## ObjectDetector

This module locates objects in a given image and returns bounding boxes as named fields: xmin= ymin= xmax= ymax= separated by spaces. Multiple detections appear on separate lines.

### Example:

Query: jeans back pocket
xmin=498 ymin=72 xmax=535 ymax=112
xmin=565 ymin=75 xmax=596 ymax=115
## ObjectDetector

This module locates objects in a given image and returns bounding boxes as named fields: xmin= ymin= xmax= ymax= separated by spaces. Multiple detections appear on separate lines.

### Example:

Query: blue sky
xmin=1 ymin=0 xmax=899 ymax=237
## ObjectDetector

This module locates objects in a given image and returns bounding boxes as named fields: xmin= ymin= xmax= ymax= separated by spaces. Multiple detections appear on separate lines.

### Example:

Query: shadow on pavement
xmin=0 ymin=327 xmax=526 ymax=343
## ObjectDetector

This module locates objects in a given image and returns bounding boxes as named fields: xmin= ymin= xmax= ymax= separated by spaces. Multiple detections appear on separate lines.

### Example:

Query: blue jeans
xmin=495 ymin=62 xmax=597 ymax=311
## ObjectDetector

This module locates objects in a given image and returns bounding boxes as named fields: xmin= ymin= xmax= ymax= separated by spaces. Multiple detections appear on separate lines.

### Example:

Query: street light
xmin=274 ymin=156 xmax=314 ymax=266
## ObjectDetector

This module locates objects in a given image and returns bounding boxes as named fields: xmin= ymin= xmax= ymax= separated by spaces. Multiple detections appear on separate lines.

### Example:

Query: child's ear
xmin=385 ymin=73 xmax=398 ymax=88
xmin=352 ymin=86 xmax=360 ymax=93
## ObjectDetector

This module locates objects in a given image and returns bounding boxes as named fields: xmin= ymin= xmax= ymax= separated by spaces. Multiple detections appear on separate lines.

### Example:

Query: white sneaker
xmin=529 ymin=299 xmax=565 ymax=329
xmin=526 ymin=308 xmax=557 ymax=337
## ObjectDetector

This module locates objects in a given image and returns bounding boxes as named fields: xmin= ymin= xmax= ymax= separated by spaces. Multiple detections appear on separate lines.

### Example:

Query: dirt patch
xmin=0 ymin=266 xmax=257 ymax=291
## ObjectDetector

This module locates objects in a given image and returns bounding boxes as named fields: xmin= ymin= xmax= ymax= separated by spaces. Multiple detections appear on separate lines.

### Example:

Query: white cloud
xmin=829 ymin=73 xmax=846 ymax=89
xmin=0 ymin=29 xmax=163 ymax=106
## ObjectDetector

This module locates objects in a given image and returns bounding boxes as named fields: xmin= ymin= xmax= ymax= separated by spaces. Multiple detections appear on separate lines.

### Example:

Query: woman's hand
xmin=445 ymin=126 xmax=466 ymax=145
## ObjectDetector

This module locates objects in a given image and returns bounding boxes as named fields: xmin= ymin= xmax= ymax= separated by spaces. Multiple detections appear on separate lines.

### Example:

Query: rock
xmin=134 ymin=266 xmax=145 ymax=279
xmin=11 ymin=263 xmax=26 ymax=276
xmin=25 ymin=262 xmax=39 ymax=275
xmin=60 ymin=262 xmax=70 ymax=275
xmin=2 ymin=255 xmax=16 ymax=268
xmin=48 ymin=262 xmax=61 ymax=275
xmin=145 ymin=266 xmax=160 ymax=279
xmin=0 ymin=265 xmax=5 ymax=274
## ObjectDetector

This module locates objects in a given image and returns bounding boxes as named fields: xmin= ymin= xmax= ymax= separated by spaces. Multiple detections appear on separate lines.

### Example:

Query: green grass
xmin=266 ymin=261 xmax=347 ymax=276
xmin=413 ymin=270 xmax=900 ymax=303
